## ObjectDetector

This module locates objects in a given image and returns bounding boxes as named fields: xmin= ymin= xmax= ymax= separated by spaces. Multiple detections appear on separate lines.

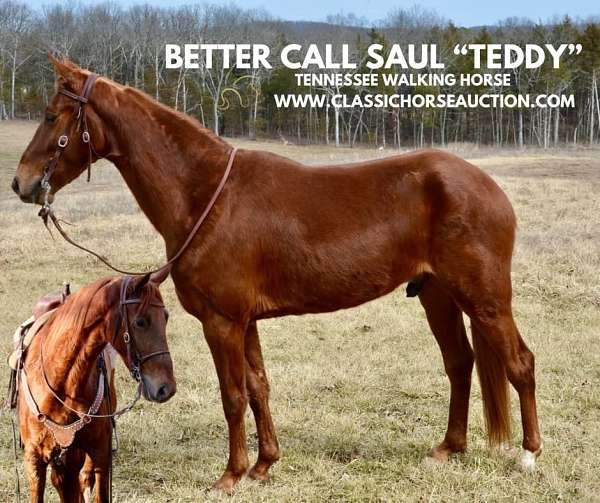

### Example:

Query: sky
xmin=27 ymin=0 xmax=600 ymax=27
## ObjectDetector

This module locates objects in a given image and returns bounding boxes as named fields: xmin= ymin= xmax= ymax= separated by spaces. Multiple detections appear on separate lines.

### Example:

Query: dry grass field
xmin=1 ymin=120 xmax=599 ymax=502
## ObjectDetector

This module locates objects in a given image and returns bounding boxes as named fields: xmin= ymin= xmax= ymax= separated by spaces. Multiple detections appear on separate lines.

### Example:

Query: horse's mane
xmin=44 ymin=276 xmax=163 ymax=345
xmin=44 ymin=277 xmax=116 ymax=344
xmin=114 ymin=80 xmax=230 ymax=150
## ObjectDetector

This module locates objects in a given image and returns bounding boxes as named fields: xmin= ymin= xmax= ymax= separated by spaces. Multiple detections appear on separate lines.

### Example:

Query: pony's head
xmin=111 ymin=269 xmax=176 ymax=403
xmin=13 ymin=54 xmax=111 ymax=205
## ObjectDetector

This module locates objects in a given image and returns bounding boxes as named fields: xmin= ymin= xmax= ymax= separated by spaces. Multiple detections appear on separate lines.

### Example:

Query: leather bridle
xmin=118 ymin=275 xmax=170 ymax=382
xmin=38 ymin=71 xmax=238 ymax=277
xmin=41 ymin=73 xmax=100 ymax=207
xmin=37 ymin=276 xmax=170 ymax=421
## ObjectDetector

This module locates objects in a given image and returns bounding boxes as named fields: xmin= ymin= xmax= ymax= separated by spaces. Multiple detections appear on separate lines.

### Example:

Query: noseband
xmin=118 ymin=276 xmax=170 ymax=382
xmin=41 ymin=73 xmax=100 ymax=207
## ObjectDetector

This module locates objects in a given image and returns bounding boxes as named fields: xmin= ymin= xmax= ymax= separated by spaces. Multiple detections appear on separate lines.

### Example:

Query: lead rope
xmin=2 ymin=389 xmax=22 ymax=502
xmin=3 ymin=348 xmax=22 ymax=502
xmin=10 ymin=414 xmax=21 ymax=503
xmin=98 ymin=355 xmax=114 ymax=503
xmin=39 ymin=147 xmax=237 ymax=276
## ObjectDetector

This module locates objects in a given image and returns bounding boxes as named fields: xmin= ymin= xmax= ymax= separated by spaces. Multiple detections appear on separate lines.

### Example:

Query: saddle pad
xmin=8 ymin=309 xmax=57 ymax=370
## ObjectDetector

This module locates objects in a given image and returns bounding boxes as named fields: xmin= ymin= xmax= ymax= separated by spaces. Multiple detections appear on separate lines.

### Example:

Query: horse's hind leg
xmin=418 ymin=277 xmax=474 ymax=461
xmin=470 ymin=310 xmax=542 ymax=470
xmin=244 ymin=321 xmax=280 ymax=482
xmin=441 ymin=257 xmax=542 ymax=470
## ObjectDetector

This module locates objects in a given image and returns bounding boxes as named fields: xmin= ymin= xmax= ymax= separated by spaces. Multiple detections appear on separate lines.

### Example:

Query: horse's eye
xmin=134 ymin=317 xmax=148 ymax=329
xmin=164 ymin=309 xmax=169 ymax=322
xmin=45 ymin=113 xmax=56 ymax=124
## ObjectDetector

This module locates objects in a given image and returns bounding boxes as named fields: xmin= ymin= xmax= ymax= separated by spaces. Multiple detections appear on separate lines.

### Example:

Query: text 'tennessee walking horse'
xmin=14 ymin=273 xmax=175 ymax=502
xmin=13 ymin=56 xmax=542 ymax=492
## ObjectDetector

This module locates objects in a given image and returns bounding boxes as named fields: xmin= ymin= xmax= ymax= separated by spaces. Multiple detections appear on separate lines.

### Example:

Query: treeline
xmin=1 ymin=1 xmax=600 ymax=148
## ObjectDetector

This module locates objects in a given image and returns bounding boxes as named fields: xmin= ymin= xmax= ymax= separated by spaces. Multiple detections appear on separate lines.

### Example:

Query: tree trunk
xmin=183 ymin=76 xmax=187 ymax=114
xmin=213 ymin=102 xmax=219 ymax=135
xmin=11 ymin=46 xmax=17 ymax=119
xmin=590 ymin=71 xmax=596 ymax=146
xmin=334 ymin=106 xmax=339 ymax=147
xmin=554 ymin=107 xmax=560 ymax=146
xmin=518 ymin=110 xmax=523 ymax=148
xmin=325 ymin=97 xmax=329 ymax=145
xmin=154 ymin=48 xmax=160 ymax=101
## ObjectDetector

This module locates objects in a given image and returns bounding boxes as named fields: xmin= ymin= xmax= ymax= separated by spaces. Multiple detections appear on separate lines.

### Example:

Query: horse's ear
xmin=150 ymin=265 xmax=172 ymax=285
xmin=48 ymin=52 xmax=84 ymax=92
xmin=127 ymin=273 xmax=151 ymax=296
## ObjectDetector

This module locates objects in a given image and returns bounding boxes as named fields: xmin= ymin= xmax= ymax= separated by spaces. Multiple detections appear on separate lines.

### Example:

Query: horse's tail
xmin=472 ymin=325 xmax=512 ymax=445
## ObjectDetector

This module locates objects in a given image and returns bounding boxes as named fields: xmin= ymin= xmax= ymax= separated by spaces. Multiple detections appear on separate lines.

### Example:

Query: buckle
xmin=82 ymin=131 xmax=90 ymax=143
xmin=123 ymin=331 xmax=130 ymax=343
xmin=131 ymin=366 xmax=141 ymax=382
xmin=57 ymin=135 xmax=69 ymax=148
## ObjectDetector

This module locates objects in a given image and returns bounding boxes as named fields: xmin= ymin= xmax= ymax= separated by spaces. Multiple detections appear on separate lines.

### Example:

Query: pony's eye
xmin=134 ymin=317 xmax=148 ymax=329
xmin=45 ymin=113 xmax=56 ymax=124
xmin=164 ymin=309 xmax=169 ymax=322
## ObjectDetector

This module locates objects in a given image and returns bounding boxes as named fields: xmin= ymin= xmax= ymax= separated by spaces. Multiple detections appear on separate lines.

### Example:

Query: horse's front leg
xmin=79 ymin=454 xmax=95 ymax=503
xmin=245 ymin=321 xmax=280 ymax=481
xmin=202 ymin=311 xmax=249 ymax=493
xmin=24 ymin=448 xmax=47 ymax=503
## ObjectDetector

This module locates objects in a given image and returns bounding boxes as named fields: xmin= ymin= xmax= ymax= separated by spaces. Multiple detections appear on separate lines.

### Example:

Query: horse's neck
xmin=34 ymin=321 xmax=107 ymax=410
xmin=98 ymin=87 xmax=231 ymax=246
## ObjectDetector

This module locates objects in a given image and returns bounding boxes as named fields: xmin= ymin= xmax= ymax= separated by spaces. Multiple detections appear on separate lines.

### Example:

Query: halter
xmin=22 ymin=276 xmax=170 ymax=453
xmin=40 ymin=73 xmax=100 ymax=208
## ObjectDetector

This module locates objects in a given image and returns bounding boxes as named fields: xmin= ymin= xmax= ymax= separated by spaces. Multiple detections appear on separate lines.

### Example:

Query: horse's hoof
xmin=519 ymin=450 xmax=537 ymax=472
xmin=211 ymin=472 xmax=242 ymax=494
xmin=519 ymin=444 xmax=542 ymax=473
xmin=248 ymin=465 xmax=271 ymax=483
xmin=428 ymin=445 xmax=451 ymax=462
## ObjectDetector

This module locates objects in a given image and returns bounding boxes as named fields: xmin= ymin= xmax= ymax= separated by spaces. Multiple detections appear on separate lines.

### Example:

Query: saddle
xmin=6 ymin=283 xmax=71 ymax=408
xmin=33 ymin=286 xmax=70 ymax=319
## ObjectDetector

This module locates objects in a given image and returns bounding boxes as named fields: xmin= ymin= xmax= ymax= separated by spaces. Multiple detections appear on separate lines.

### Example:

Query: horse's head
xmin=112 ymin=269 xmax=176 ymax=404
xmin=13 ymin=54 xmax=110 ymax=205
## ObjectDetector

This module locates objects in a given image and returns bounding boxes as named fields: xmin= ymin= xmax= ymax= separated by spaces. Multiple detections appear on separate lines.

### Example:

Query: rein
xmin=38 ymin=73 xmax=238 ymax=276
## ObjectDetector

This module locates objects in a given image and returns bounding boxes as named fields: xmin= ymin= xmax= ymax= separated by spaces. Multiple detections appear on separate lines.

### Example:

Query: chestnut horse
xmin=13 ymin=56 xmax=541 ymax=491
xmin=17 ymin=273 xmax=175 ymax=502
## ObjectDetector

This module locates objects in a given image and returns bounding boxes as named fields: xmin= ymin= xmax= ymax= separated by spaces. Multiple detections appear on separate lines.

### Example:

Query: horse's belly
xmin=260 ymin=245 xmax=430 ymax=317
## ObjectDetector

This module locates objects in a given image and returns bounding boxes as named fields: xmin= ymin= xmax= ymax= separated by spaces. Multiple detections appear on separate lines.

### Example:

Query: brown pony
xmin=17 ymin=273 xmax=175 ymax=502
xmin=13 ymin=56 xmax=541 ymax=492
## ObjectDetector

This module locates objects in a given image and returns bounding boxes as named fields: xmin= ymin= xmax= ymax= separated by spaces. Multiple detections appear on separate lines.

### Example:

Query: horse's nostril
xmin=11 ymin=177 xmax=19 ymax=194
xmin=156 ymin=383 xmax=173 ymax=402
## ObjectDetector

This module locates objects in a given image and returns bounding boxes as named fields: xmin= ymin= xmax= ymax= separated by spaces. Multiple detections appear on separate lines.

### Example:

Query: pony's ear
xmin=48 ymin=53 xmax=85 ymax=92
xmin=150 ymin=265 xmax=172 ymax=285
xmin=127 ymin=273 xmax=151 ymax=296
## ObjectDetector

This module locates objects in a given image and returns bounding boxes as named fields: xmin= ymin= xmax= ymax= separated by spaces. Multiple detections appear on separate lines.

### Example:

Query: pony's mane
xmin=44 ymin=277 xmax=164 ymax=343
xmin=44 ymin=277 xmax=116 ymax=344
xmin=44 ymin=276 xmax=164 ymax=344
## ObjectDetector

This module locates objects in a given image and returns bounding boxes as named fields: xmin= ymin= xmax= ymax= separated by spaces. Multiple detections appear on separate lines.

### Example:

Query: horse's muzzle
xmin=141 ymin=376 xmax=176 ymax=403
xmin=12 ymin=175 xmax=44 ymax=204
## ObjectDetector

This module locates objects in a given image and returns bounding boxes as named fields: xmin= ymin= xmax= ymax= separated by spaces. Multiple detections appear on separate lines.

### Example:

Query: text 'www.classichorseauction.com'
xmin=165 ymin=42 xmax=581 ymax=109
